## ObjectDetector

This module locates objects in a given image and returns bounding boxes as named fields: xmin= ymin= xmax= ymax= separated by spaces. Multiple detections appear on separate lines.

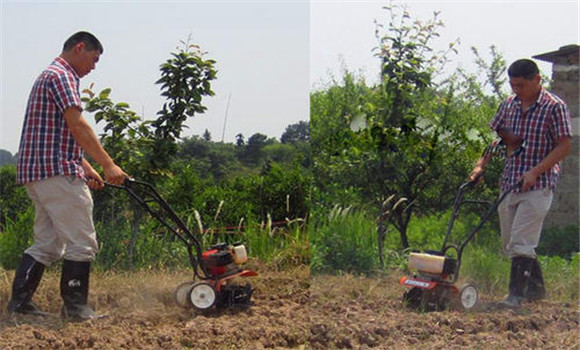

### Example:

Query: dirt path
xmin=1 ymin=267 xmax=578 ymax=349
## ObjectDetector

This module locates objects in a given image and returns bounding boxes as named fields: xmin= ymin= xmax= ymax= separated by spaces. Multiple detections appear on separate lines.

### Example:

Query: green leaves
xmin=153 ymin=40 xmax=216 ymax=143
xmin=99 ymin=88 xmax=112 ymax=100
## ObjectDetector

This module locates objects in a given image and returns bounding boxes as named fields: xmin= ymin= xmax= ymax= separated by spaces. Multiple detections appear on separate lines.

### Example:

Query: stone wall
xmin=534 ymin=45 xmax=579 ymax=229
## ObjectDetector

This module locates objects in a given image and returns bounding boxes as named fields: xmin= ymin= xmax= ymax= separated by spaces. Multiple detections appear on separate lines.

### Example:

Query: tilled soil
xmin=310 ymin=273 xmax=579 ymax=349
xmin=0 ymin=265 xmax=310 ymax=350
xmin=1 ymin=267 xmax=578 ymax=349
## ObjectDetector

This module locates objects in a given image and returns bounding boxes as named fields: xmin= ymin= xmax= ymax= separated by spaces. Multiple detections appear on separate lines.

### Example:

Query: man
xmin=8 ymin=32 xmax=128 ymax=320
xmin=470 ymin=59 xmax=572 ymax=308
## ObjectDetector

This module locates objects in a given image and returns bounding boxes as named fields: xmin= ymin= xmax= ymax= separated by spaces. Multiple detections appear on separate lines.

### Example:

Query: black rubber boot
xmin=60 ymin=259 xmax=99 ymax=321
xmin=499 ymin=256 xmax=534 ymax=309
xmin=525 ymin=258 xmax=546 ymax=302
xmin=6 ymin=254 xmax=48 ymax=316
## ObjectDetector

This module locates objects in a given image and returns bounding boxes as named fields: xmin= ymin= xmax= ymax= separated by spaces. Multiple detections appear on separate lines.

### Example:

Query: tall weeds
xmin=0 ymin=207 xmax=34 ymax=269
xmin=311 ymin=206 xmax=579 ymax=303
xmin=311 ymin=206 xmax=378 ymax=274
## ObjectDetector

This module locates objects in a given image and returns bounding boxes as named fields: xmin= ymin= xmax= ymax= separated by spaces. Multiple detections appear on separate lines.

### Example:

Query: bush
xmin=460 ymin=245 xmax=508 ymax=295
xmin=0 ymin=165 xmax=32 ymax=230
xmin=311 ymin=207 xmax=377 ymax=274
xmin=0 ymin=207 xmax=34 ymax=269
xmin=95 ymin=215 xmax=190 ymax=270
xmin=537 ymin=224 xmax=579 ymax=258
xmin=459 ymin=248 xmax=579 ymax=302
xmin=243 ymin=219 xmax=309 ymax=269
xmin=540 ymin=254 xmax=579 ymax=302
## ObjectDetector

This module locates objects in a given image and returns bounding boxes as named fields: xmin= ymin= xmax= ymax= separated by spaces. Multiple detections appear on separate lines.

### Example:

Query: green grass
xmin=0 ymin=207 xmax=34 ymax=269
xmin=311 ymin=206 xmax=378 ymax=274
xmin=461 ymin=247 xmax=580 ymax=302
xmin=0 ymin=205 xmax=307 ymax=272
xmin=310 ymin=206 xmax=579 ymax=303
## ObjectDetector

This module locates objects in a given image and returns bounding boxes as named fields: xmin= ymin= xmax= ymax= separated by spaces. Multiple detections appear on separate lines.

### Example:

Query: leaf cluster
xmin=154 ymin=41 xmax=217 ymax=141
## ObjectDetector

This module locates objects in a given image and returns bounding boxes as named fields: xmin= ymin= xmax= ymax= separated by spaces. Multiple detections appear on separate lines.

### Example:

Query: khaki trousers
xmin=24 ymin=176 xmax=98 ymax=265
xmin=498 ymin=188 xmax=553 ymax=258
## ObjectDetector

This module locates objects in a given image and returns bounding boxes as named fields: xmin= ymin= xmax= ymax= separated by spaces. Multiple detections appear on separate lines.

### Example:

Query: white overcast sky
xmin=311 ymin=0 xmax=579 ymax=87
xmin=1 ymin=0 xmax=579 ymax=154
xmin=0 ymin=0 xmax=309 ymax=154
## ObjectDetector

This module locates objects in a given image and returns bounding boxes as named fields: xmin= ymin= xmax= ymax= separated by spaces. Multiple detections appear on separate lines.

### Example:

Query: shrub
xmin=540 ymin=254 xmax=579 ymax=302
xmin=0 ymin=207 xmax=34 ymax=269
xmin=537 ymin=224 xmax=579 ymax=258
xmin=459 ymin=248 xmax=579 ymax=302
xmin=311 ymin=207 xmax=377 ymax=274
xmin=460 ymin=245 xmax=508 ymax=295
xmin=95 ymin=215 xmax=191 ymax=271
xmin=0 ymin=165 xmax=32 ymax=230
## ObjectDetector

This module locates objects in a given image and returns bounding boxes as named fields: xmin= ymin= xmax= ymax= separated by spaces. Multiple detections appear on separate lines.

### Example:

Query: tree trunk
xmin=395 ymin=206 xmax=413 ymax=250
xmin=377 ymin=201 xmax=388 ymax=268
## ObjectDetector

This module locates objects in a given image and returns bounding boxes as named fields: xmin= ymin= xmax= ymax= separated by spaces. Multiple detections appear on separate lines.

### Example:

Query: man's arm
xmin=63 ymin=107 xmax=127 ymax=185
xmin=520 ymin=136 xmax=572 ymax=191
xmin=469 ymin=152 xmax=492 ymax=183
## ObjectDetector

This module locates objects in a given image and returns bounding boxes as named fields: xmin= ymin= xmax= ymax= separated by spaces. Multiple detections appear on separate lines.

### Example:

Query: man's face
xmin=73 ymin=43 xmax=100 ymax=78
xmin=509 ymin=75 xmax=541 ymax=102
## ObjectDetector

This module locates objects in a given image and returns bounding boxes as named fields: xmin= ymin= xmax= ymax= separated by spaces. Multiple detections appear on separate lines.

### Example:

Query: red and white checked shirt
xmin=17 ymin=57 xmax=86 ymax=184
xmin=490 ymin=87 xmax=572 ymax=193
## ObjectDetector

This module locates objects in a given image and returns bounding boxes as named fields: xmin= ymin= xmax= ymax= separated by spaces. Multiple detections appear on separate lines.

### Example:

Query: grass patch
xmin=311 ymin=207 xmax=378 ymax=274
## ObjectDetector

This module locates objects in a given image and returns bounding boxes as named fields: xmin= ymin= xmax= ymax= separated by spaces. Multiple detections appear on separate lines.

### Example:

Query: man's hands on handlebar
xmin=83 ymin=159 xmax=129 ymax=190
xmin=103 ymin=163 xmax=129 ymax=186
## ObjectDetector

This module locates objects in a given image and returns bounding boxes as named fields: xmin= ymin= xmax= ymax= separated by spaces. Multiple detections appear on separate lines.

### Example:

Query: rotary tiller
xmin=109 ymin=179 xmax=257 ymax=311
xmin=399 ymin=140 xmax=523 ymax=312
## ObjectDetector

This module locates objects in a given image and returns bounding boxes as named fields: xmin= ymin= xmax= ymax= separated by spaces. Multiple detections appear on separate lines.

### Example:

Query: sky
xmin=1 ymin=1 xmax=579 ymax=155
xmin=311 ymin=0 xmax=579 ymax=88
xmin=0 ymin=1 xmax=309 ymax=154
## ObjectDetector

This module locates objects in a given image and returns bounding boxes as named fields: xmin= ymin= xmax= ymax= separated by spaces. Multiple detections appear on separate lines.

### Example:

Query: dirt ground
xmin=310 ymin=273 xmax=579 ymax=350
xmin=0 ymin=263 xmax=309 ymax=350
xmin=1 ymin=265 xmax=578 ymax=349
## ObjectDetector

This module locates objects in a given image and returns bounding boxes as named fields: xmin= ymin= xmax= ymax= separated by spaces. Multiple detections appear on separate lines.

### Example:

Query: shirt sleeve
xmin=48 ymin=72 xmax=83 ymax=114
xmin=550 ymin=102 xmax=572 ymax=139
xmin=489 ymin=100 xmax=507 ymax=131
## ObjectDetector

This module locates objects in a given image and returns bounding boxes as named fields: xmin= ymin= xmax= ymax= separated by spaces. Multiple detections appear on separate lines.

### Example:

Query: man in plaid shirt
xmin=471 ymin=59 xmax=572 ymax=308
xmin=8 ymin=32 xmax=128 ymax=320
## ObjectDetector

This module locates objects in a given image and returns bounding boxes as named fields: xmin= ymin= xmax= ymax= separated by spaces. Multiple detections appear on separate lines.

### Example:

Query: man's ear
xmin=74 ymin=41 xmax=85 ymax=53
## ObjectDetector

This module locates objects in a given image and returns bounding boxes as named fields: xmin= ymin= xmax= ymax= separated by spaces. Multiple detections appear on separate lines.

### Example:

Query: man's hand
xmin=519 ymin=136 xmax=571 ymax=192
xmin=520 ymin=168 xmax=539 ymax=192
xmin=497 ymin=128 xmax=524 ymax=157
xmin=469 ymin=165 xmax=485 ymax=184
xmin=82 ymin=158 xmax=104 ymax=190
xmin=469 ymin=151 xmax=492 ymax=184
xmin=86 ymin=177 xmax=103 ymax=190
xmin=103 ymin=163 xmax=129 ymax=185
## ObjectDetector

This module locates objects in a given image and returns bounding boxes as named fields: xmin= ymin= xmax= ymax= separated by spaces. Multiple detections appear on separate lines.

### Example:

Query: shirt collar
xmin=54 ymin=56 xmax=80 ymax=80
xmin=536 ymin=87 xmax=549 ymax=106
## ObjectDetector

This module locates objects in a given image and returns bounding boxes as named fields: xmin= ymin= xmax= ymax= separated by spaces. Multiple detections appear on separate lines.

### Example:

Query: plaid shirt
xmin=490 ymin=87 xmax=572 ymax=193
xmin=17 ymin=57 xmax=85 ymax=184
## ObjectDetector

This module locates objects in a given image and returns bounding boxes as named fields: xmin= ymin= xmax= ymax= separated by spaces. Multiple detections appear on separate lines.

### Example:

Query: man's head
xmin=507 ymin=59 xmax=541 ymax=103
xmin=61 ymin=31 xmax=103 ymax=78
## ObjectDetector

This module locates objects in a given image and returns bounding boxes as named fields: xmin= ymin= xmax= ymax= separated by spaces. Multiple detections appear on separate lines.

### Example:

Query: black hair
xmin=507 ymin=59 xmax=539 ymax=79
xmin=62 ymin=31 xmax=103 ymax=54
